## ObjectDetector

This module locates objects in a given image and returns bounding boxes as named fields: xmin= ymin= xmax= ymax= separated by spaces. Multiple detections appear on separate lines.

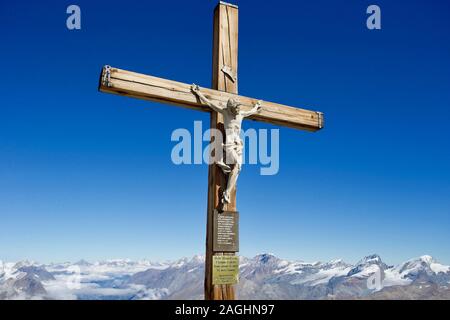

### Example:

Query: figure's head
xmin=227 ymin=98 xmax=241 ymax=114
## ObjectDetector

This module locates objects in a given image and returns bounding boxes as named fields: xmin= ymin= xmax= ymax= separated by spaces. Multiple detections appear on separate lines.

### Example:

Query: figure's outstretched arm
xmin=191 ymin=84 xmax=225 ymax=113
xmin=241 ymin=100 xmax=263 ymax=117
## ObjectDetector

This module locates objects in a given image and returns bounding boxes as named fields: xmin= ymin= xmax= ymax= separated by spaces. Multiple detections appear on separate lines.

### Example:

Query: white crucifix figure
xmin=191 ymin=84 xmax=262 ymax=203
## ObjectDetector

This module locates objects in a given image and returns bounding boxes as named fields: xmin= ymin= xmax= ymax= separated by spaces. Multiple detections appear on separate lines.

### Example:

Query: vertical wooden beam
xmin=205 ymin=1 xmax=239 ymax=300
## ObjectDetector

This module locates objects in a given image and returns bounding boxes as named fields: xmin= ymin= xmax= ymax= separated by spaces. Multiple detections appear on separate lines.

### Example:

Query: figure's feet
xmin=216 ymin=161 xmax=231 ymax=173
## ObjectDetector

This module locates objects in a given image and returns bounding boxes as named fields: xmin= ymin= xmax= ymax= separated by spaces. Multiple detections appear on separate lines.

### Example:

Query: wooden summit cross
xmin=98 ymin=1 xmax=323 ymax=300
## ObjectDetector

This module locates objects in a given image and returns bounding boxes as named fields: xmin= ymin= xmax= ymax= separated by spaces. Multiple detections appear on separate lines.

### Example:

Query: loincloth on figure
xmin=223 ymin=140 xmax=243 ymax=166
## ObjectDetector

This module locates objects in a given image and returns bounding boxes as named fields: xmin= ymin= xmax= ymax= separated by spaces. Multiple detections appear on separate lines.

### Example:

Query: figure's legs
xmin=222 ymin=147 xmax=242 ymax=204
xmin=223 ymin=163 xmax=241 ymax=203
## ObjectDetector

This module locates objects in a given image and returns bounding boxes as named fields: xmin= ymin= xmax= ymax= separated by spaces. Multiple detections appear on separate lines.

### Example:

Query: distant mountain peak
xmin=254 ymin=253 xmax=278 ymax=264
xmin=330 ymin=258 xmax=343 ymax=264
xmin=395 ymin=255 xmax=450 ymax=277
xmin=419 ymin=255 xmax=434 ymax=264
xmin=359 ymin=254 xmax=382 ymax=264
xmin=347 ymin=254 xmax=388 ymax=278
xmin=74 ymin=259 xmax=91 ymax=266
xmin=191 ymin=255 xmax=205 ymax=263
xmin=12 ymin=260 xmax=36 ymax=270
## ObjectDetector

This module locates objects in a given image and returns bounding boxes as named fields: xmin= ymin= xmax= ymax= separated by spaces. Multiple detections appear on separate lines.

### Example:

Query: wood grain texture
xmin=98 ymin=67 xmax=324 ymax=131
xmin=205 ymin=2 xmax=239 ymax=301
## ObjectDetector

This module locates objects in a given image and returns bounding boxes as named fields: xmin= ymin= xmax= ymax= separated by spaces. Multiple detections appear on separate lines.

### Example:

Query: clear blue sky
xmin=1 ymin=0 xmax=449 ymax=265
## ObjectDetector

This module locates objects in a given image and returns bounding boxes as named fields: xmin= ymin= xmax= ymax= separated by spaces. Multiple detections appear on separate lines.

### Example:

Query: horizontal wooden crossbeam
xmin=98 ymin=66 xmax=324 ymax=131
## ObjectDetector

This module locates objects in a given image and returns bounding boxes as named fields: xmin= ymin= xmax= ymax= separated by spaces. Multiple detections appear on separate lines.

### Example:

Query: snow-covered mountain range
xmin=1 ymin=254 xmax=449 ymax=300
